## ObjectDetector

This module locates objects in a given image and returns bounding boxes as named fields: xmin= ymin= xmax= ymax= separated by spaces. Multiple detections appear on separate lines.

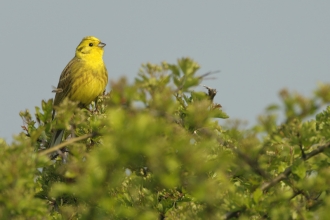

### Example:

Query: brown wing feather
xmin=52 ymin=57 xmax=80 ymax=119
xmin=53 ymin=57 xmax=79 ymax=106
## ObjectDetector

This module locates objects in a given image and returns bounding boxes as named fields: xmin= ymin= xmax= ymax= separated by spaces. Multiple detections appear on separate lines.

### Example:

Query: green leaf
xmin=212 ymin=108 xmax=229 ymax=119
xmin=168 ymin=64 xmax=181 ymax=77
xmin=292 ymin=160 xmax=306 ymax=179
xmin=253 ymin=188 xmax=263 ymax=204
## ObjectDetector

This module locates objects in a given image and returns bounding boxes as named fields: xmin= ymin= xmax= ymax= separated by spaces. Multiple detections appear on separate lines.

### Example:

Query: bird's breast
xmin=70 ymin=63 xmax=108 ymax=105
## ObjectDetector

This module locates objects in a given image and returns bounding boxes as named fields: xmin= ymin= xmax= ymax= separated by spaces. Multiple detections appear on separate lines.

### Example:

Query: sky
xmin=1 ymin=1 xmax=330 ymax=143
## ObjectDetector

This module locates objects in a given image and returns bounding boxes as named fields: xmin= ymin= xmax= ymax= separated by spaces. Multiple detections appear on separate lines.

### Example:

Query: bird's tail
xmin=49 ymin=129 xmax=64 ymax=148
xmin=48 ymin=129 xmax=68 ymax=161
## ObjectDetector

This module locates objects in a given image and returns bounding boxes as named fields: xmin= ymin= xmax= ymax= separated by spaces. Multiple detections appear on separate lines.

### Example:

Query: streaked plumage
xmin=49 ymin=36 xmax=108 ymax=148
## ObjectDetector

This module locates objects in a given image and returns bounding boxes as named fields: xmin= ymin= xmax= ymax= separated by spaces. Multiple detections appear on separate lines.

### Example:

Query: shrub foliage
xmin=1 ymin=58 xmax=330 ymax=219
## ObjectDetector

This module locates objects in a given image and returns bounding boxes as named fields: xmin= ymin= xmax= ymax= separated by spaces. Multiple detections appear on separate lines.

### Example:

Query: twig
xmin=38 ymin=133 xmax=92 ymax=156
xmin=260 ymin=166 xmax=292 ymax=191
xmin=198 ymin=70 xmax=220 ymax=80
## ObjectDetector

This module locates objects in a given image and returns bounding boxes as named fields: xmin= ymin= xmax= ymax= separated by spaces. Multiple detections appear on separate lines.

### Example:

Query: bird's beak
xmin=98 ymin=42 xmax=106 ymax=48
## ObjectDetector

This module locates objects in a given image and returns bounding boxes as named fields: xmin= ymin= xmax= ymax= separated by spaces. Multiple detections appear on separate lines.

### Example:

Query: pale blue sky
xmin=1 ymin=1 xmax=330 ymax=142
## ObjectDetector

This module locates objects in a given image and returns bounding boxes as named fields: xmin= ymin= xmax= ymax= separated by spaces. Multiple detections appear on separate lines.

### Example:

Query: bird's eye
xmin=89 ymin=43 xmax=93 ymax=47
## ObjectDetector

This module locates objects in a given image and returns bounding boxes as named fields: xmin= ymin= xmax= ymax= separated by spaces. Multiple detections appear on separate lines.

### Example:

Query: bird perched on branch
xmin=49 ymin=36 xmax=108 ymax=148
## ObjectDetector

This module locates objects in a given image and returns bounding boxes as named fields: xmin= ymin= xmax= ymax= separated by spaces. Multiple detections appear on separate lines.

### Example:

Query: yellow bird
xmin=49 ymin=36 xmax=108 ymax=148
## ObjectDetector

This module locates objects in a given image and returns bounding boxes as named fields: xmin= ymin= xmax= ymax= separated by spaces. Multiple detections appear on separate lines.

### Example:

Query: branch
xmin=225 ymin=142 xmax=330 ymax=220
xmin=261 ymin=141 xmax=330 ymax=191
xmin=38 ymin=133 xmax=92 ymax=156
xmin=260 ymin=166 xmax=291 ymax=191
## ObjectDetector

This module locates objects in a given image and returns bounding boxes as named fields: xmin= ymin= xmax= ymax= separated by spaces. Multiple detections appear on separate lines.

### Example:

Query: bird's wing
xmin=53 ymin=57 xmax=79 ymax=107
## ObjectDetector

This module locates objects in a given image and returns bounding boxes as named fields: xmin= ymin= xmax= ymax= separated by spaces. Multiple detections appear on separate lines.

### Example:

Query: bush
xmin=2 ymin=58 xmax=330 ymax=219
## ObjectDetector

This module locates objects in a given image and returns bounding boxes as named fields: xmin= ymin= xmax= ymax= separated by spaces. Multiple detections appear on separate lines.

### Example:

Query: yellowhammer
xmin=49 ymin=36 xmax=108 ymax=148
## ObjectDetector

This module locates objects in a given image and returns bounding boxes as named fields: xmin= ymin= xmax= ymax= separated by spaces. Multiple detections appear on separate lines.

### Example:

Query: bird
xmin=49 ymin=36 xmax=108 ymax=149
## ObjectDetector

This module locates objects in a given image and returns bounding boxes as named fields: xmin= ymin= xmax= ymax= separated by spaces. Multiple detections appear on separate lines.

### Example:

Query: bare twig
xmin=38 ymin=133 xmax=92 ymax=156
xmin=198 ymin=70 xmax=220 ymax=80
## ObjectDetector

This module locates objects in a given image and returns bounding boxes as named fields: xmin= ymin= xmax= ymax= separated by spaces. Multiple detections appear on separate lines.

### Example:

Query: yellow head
xmin=75 ymin=36 xmax=106 ymax=59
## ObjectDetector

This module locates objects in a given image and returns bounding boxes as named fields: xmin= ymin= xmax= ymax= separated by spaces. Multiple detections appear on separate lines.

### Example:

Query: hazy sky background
xmin=1 ymin=1 xmax=330 ymax=142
